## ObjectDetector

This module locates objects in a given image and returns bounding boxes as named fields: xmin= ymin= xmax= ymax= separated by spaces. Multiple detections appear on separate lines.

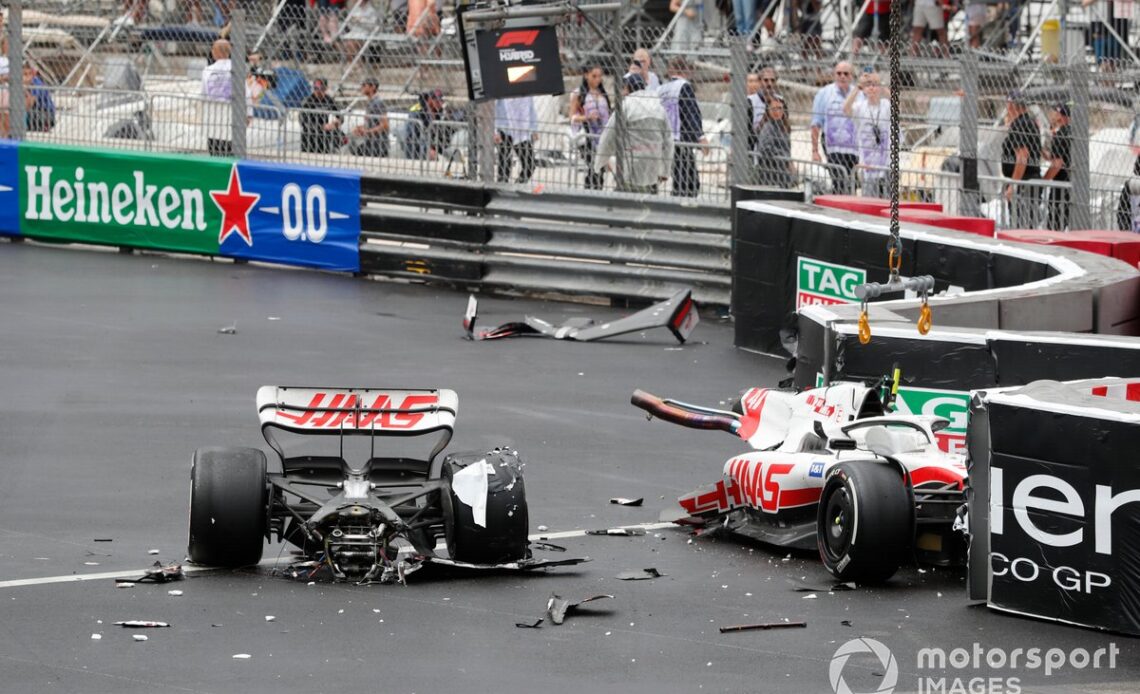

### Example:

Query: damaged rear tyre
xmin=817 ymin=462 xmax=912 ymax=584
xmin=442 ymin=449 xmax=529 ymax=564
xmin=188 ymin=447 xmax=267 ymax=567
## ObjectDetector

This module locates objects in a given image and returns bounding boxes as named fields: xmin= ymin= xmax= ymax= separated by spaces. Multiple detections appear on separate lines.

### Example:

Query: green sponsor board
xmin=19 ymin=142 xmax=229 ymax=254
xmin=796 ymin=257 xmax=866 ymax=308
xmin=892 ymin=387 xmax=970 ymax=433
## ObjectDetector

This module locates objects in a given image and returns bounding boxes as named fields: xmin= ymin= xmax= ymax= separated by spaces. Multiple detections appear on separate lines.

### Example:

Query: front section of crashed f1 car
xmin=633 ymin=381 xmax=967 ymax=584
xmin=187 ymin=386 xmax=585 ymax=583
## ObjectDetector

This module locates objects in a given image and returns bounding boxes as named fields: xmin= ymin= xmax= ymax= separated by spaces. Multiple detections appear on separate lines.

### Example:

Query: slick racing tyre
xmin=817 ymin=462 xmax=912 ymax=584
xmin=442 ymin=448 xmax=529 ymax=564
xmin=188 ymin=447 xmax=268 ymax=567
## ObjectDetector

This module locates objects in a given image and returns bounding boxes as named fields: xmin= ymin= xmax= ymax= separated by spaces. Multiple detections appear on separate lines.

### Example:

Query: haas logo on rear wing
xmin=257 ymin=387 xmax=453 ymax=432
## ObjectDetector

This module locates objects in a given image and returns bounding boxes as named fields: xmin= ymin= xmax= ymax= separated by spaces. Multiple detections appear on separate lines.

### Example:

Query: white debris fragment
xmin=706 ymin=662 xmax=712 ymax=667
xmin=338 ymin=609 xmax=345 ymax=614
xmin=116 ymin=583 xmax=135 ymax=589
xmin=232 ymin=654 xmax=251 ymax=659
xmin=168 ymin=590 xmax=183 ymax=597
xmin=452 ymin=460 xmax=495 ymax=527
xmin=265 ymin=616 xmax=276 ymax=622
xmin=268 ymin=316 xmax=281 ymax=321
xmin=147 ymin=549 xmax=160 ymax=555
xmin=802 ymin=593 xmax=818 ymax=600
xmin=605 ymin=631 xmax=612 ymax=636
xmin=91 ymin=634 xmax=102 ymax=640
xmin=133 ymin=635 xmax=148 ymax=642
xmin=372 ymin=609 xmax=381 ymax=614
xmin=84 ymin=562 xmax=100 ymax=566
xmin=537 ymin=525 xmax=549 ymax=532
xmin=918 ymin=568 xmax=927 ymax=574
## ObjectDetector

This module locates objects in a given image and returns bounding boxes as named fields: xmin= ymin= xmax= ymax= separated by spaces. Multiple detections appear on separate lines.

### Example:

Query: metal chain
xmin=886 ymin=0 xmax=903 ymax=283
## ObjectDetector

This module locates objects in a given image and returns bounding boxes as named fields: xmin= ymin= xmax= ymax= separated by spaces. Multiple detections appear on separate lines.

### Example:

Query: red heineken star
xmin=211 ymin=165 xmax=260 ymax=246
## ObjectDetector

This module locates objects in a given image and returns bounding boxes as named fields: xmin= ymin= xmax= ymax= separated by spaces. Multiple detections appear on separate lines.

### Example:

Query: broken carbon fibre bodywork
xmin=464 ymin=289 xmax=699 ymax=343
xmin=187 ymin=387 xmax=586 ymax=583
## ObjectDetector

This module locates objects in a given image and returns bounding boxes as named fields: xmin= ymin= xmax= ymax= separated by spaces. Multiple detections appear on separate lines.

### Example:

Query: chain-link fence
xmin=5 ymin=0 xmax=1140 ymax=224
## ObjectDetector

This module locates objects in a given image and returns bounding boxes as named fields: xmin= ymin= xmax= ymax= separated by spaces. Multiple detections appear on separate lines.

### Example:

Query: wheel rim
xmin=822 ymin=486 xmax=854 ymax=561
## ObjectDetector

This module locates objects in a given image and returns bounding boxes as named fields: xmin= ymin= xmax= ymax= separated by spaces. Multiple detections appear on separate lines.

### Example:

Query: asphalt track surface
xmin=0 ymin=240 xmax=1135 ymax=694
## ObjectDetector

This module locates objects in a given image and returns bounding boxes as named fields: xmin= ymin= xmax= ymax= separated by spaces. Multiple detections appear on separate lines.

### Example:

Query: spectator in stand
xmin=1043 ymin=103 xmax=1073 ymax=230
xmin=747 ymin=68 xmax=781 ymax=175
xmin=791 ymin=0 xmax=824 ymax=57
xmin=342 ymin=0 xmax=381 ymax=61
xmin=670 ymin=0 xmax=704 ymax=52
xmin=23 ymin=65 xmax=56 ymax=133
xmin=389 ymin=0 xmax=410 ymax=32
xmin=494 ymin=95 xmax=538 ymax=184
xmin=731 ymin=0 xmax=756 ymax=39
xmin=121 ymin=0 xmax=146 ymax=25
xmin=911 ymin=0 xmax=950 ymax=57
xmin=406 ymin=0 xmax=440 ymax=38
xmin=311 ymin=0 xmax=345 ymax=45
xmin=200 ymin=39 xmax=248 ymax=157
xmin=966 ymin=0 xmax=987 ymax=48
xmin=569 ymin=63 xmax=612 ymax=191
xmin=404 ymin=88 xmax=445 ymax=160
xmin=660 ymin=57 xmax=706 ymax=197
xmin=625 ymin=48 xmax=662 ymax=93
xmin=1084 ymin=0 xmax=1131 ymax=71
xmin=811 ymin=61 xmax=860 ymax=194
xmin=852 ymin=0 xmax=891 ymax=54
xmin=754 ymin=95 xmax=794 ymax=188
xmin=299 ymin=77 xmax=343 ymax=153
xmin=594 ymin=74 xmax=673 ymax=195
xmin=350 ymin=77 xmax=388 ymax=157
xmin=1001 ymin=91 xmax=1042 ymax=228
xmin=843 ymin=70 xmax=890 ymax=198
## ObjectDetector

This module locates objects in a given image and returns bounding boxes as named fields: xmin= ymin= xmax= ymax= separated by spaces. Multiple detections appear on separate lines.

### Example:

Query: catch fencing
xmin=6 ymin=0 xmax=1140 ymax=228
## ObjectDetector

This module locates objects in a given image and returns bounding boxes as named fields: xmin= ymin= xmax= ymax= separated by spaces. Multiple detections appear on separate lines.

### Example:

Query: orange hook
xmin=917 ymin=303 xmax=933 ymax=335
xmin=858 ymin=308 xmax=872 ymax=345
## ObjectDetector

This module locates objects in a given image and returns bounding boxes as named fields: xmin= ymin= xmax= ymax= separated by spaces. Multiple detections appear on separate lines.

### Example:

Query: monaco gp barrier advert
xmin=0 ymin=141 xmax=360 ymax=272
xmin=985 ymin=398 xmax=1140 ymax=634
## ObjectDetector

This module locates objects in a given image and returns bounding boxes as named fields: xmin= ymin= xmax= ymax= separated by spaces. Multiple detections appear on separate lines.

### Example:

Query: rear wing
xmin=256 ymin=386 xmax=457 ymax=435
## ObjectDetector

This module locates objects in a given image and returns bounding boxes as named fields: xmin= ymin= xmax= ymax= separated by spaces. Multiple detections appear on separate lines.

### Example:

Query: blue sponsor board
xmin=219 ymin=160 xmax=361 ymax=272
xmin=0 ymin=141 xmax=21 ymax=236
xmin=808 ymin=461 xmax=825 ymax=478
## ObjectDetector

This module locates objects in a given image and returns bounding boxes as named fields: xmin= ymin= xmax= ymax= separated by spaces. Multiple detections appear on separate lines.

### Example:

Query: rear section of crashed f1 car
xmin=633 ymin=380 xmax=967 ymax=584
xmin=187 ymin=386 xmax=584 ymax=583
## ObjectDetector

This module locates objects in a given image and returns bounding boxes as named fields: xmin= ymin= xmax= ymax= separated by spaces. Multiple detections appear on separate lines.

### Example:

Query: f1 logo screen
xmin=472 ymin=24 xmax=563 ymax=100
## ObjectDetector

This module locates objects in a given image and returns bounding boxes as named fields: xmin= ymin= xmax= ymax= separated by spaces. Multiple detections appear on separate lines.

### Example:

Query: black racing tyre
xmin=188 ymin=447 xmax=268 ymax=567
xmin=441 ymin=449 xmax=529 ymax=564
xmin=817 ymin=462 xmax=912 ymax=584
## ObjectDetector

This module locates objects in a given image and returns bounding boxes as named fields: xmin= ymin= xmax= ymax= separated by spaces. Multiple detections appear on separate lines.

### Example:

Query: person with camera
xmin=843 ymin=70 xmax=890 ymax=198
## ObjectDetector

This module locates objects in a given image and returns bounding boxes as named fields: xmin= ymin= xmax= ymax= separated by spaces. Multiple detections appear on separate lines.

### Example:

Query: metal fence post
xmin=729 ymin=38 xmax=750 ymax=188
xmin=959 ymin=52 xmax=980 ymax=217
xmin=610 ymin=2 xmax=627 ymax=190
xmin=8 ymin=0 xmax=26 ymax=142
xmin=230 ymin=8 xmax=248 ymax=160
xmin=477 ymin=101 xmax=495 ymax=184
xmin=1069 ymin=55 xmax=1092 ymax=230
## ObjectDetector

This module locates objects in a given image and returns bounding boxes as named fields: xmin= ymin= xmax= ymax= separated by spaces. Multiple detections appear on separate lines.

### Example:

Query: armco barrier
xmin=967 ymin=378 xmax=1140 ymax=635
xmin=1 ymin=141 xmax=361 ymax=272
xmin=358 ymin=175 xmax=737 ymax=307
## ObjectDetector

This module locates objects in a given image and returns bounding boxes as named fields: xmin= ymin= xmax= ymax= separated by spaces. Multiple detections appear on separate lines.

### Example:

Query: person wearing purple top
xmin=569 ymin=64 xmax=612 ymax=190
xmin=843 ymin=70 xmax=890 ymax=198
xmin=811 ymin=61 xmax=860 ymax=194
xmin=494 ymin=95 xmax=538 ymax=184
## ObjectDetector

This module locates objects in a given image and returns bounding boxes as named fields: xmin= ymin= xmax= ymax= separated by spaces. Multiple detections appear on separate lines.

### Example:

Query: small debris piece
xmin=536 ymin=525 xmax=549 ymax=532
xmin=841 ymin=620 xmax=853 ymax=627
xmin=615 ymin=568 xmax=665 ymax=581
xmin=115 ymin=621 xmax=170 ymax=628
xmin=265 ymin=616 xmax=276 ymax=622
xmin=586 ymin=528 xmax=646 ymax=536
xmin=93 ymin=539 xmax=113 ymax=543
xmin=609 ymin=498 xmax=644 ymax=507
xmin=91 ymin=634 xmax=102 ymax=640
xmin=802 ymin=594 xmax=818 ymax=600
xmin=217 ymin=324 xmax=237 ymax=335
xmin=232 ymin=654 xmax=251 ymax=659
xmin=147 ymin=549 xmax=160 ymax=555
xmin=116 ymin=561 xmax=184 ymax=584
xmin=84 ymin=562 xmax=100 ymax=566
xmin=719 ymin=621 xmax=807 ymax=633
xmin=116 ymin=583 xmax=135 ymax=589
xmin=515 ymin=618 xmax=544 ymax=629
xmin=546 ymin=593 xmax=614 ymax=625
xmin=133 ymin=635 xmax=148 ymax=642
xmin=532 ymin=542 xmax=567 ymax=553
xmin=167 ymin=590 xmax=183 ymax=597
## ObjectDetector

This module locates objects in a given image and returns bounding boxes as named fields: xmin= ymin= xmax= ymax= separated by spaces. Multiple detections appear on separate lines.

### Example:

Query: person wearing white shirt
xmin=843 ymin=71 xmax=891 ymax=198
xmin=494 ymin=96 xmax=538 ymax=184
xmin=623 ymin=48 xmax=662 ymax=93
xmin=200 ymin=39 xmax=251 ymax=157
